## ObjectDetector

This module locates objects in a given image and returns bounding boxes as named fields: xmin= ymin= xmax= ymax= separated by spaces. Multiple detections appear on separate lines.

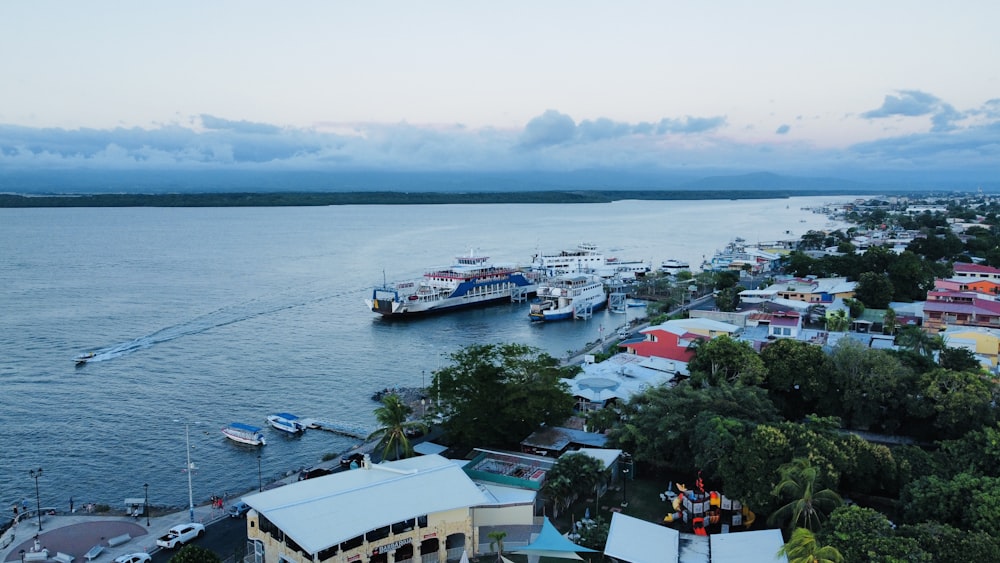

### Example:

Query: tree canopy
xmin=432 ymin=343 xmax=575 ymax=449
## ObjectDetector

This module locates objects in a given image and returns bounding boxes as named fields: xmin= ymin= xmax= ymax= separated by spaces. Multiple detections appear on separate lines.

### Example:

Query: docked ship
xmin=529 ymin=274 xmax=607 ymax=322
xmin=659 ymin=259 xmax=691 ymax=276
xmin=365 ymin=253 xmax=540 ymax=317
xmin=532 ymin=243 xmax=650 ymax=280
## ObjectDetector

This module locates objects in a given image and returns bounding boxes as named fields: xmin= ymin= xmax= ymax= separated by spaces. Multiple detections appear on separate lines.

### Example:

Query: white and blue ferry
xmin=365 ymin=253 xmax=540 ymax=317
xmin=529 ymin=274 xmax=607 ymax=322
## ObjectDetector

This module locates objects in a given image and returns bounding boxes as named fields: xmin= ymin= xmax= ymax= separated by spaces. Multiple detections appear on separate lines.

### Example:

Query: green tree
xmin=760 ymin=339 xmax=833 ymax=419
xmin=367 ymin=394 xmax=425 ymax=460
xmin=544 ymin=452 xmax=606 ymax=511
xmin=898 ymin=521 xmax=1000 ymax=563
xmin=432 ymin=343 xmax=575 ymax=448
xmin=778 ymin=527 xmax=843 ymax=563
xmin=855 ymin=272 xmax=894 ymax=309
xmin=169 ymin=545 xmax=221 ymax=563
xmin=825 ymin=309 xmax=849 ymax=332
xmin=768 ymin=457 xmax=842 ymax=531
xmin=607 ymin=381 xmax=778 ymax=477
xmin=487 ymin=530 xmax=507 ymax=563
xmin=825 ymin=339 xmax=914 ymax=432
xmin=938 ymin=345 xmax=981 ymax=372
xmin=714 ymin=285 xmax=742 ymax=312
xmin=881 ymin=307 xmax=897 ymax=335
xmin=687 ymin=334 xmax=766 ymax=386
xmin=820 ymin=506 xmax=930 ymax=563
xmin=897 ymin=326 xmax=942 ymax=359
xmin=914 ymin=368 xmax=996 ymax=439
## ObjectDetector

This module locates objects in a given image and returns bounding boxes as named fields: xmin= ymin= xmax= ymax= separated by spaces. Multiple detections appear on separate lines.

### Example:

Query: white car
xmin=155 ymin=522 xmax=206 ymax=549
xmin=114 ymin=554 xmax=151 ymax=563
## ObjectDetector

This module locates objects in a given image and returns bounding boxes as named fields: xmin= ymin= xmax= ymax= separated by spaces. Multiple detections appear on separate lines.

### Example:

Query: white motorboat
xmin=222 ymin=423 xmax=267 ymax=446
xmin=266 ymin=413 xmax=306 ymax=434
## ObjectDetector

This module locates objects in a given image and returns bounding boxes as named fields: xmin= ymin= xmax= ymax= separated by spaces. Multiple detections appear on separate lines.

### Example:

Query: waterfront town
xmin=5 ymin=192 xmax=1000 ymax=563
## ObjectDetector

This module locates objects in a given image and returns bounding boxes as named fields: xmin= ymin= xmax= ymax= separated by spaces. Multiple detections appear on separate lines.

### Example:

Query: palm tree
xmin=487 ymin=530 xmax=507 ymax=563
xmin=881 ymin=307 xmax=897 ymax=335
xmin=767 ymin=458 xmax=842 ymax=531
xmin=825 ymin=309 xmax=849 ymax=332
xmin=777 ymin=527 xmax=844 ymax=563
xmin=897 ymin=326 xmax=944 ymax=358
xmin=366 ymin=394 xmax=426 ymax=461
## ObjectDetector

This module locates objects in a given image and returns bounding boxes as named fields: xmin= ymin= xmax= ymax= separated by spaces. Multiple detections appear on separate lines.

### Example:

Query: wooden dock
xmin=301 ymin=419 xmax=371 ymax=440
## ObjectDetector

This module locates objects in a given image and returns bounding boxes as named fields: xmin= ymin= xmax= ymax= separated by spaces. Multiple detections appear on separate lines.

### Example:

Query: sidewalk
xmin=1 ymin=503 xmax=228 ymax=563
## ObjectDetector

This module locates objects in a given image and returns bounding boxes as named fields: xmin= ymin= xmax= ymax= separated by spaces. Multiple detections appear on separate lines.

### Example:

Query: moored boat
xmin=222 ymin=423 xmax=267 ymax=446
xmin=532 ymin=243 xmax=649 ymax=280
xmin=529 ymin=274 xmax=607 ymax=322
xmin=266 ymin=413 xmax=306 ymax=434
xmin=365 ymin=252 xmax=540 ymax=317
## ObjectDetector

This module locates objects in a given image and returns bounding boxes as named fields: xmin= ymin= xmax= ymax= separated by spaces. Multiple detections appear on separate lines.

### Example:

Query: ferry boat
xmin=533 ymin=243 xmax=650 ymax=280
xmin=266 ymin=413 xmax=306 ymax=434
xmin=222 ymin=423 xmax=267 ymax=446
xmin=365 ymin=253 xmax=540 ymax=317
xmin=659 ymin=259 xmax=691 ymax=276
xmin=529 ymin=274 xmax=607 ymax=322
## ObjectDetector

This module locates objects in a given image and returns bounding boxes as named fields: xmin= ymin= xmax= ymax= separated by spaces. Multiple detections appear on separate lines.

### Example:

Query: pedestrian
xmin=69 ymin=497 xmax=74 ymax=513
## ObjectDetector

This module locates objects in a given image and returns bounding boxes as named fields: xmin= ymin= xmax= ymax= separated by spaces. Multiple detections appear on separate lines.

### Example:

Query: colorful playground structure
xmin=662 ymin=475 xmax=756 ymax=536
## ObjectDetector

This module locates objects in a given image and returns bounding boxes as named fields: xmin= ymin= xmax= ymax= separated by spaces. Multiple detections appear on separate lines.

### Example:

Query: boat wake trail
xmin=80 ymin=287 xmax=361 ymax=363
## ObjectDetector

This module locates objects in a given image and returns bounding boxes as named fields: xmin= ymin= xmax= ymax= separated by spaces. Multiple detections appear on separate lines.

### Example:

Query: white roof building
xmin=243 ymin=454 xmax=514 ymax=563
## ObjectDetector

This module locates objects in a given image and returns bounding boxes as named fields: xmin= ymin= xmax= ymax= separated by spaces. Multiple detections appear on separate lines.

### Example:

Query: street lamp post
xmin=143 ymin=483 xmax=149 ymax=526
xmin=28 ymin=468 xmax=42 ymax=531
xmin=257 ymin=454 xmax=262 ymax=492
xmin=620 ymin=454 xmax=631 ymax=508
xmin=185 ymin=423 xmax=195 ymax=522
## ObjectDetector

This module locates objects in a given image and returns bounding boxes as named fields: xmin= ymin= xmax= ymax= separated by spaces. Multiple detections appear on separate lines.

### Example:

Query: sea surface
xmin=0 ymin=196 xmax=851 ymax=511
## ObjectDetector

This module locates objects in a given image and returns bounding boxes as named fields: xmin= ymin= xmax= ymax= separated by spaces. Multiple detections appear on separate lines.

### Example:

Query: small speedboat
xmin=626 ymin=300 xmax=647 ymax=308
xmin=266 ymin=413 xmax=306 ymax=434
xmin=74 ymin=352 xmax=97 ymax=366
xmin=222 ymin=423 xmax=267 ymax=446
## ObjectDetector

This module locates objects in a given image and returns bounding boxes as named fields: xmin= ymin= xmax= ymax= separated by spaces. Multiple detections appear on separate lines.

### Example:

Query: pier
xmin=301 ymin=419 xmax=371 ymax=440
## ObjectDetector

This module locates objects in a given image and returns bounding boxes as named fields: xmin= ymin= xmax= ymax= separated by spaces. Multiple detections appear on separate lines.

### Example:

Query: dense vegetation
xmin=0 ymin=189 xmax=881 ymax=208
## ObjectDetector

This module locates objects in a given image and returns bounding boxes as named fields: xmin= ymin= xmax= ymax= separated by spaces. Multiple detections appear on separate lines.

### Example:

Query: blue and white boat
xmin=222 ymin=422 xmax=267 ymax=446
xmin=266 ymin=413 xmax=306 ymax=434
xmin=365 ymin=253 xmax=540 ymax=317
xmin=529 ymin=274 xmax=607 ymax=322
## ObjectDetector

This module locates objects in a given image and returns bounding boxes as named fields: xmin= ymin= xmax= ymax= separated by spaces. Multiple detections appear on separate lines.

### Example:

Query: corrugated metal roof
xmin=243 ymin=454 xmax=488 ymax=554
xmin=604 ymin=512 xmax=679 ymax=563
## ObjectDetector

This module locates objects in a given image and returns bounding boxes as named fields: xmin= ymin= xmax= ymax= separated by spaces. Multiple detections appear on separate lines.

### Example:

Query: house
xmin=623 ymin=318 xmax=740 ymax=362
xmin=563 ymin=353 xmax=684 ymax=412
xmin=519 ymin=426 xmax=608 ymax=457
xmin=953 ymin=262 xmax=1000 ymax=282
xmin=923 ymin=290 xmax=1000 ymax=332
xmin=242 ymin=454 xmax=537 ymax=563
xmin=603 ymin=513 xmax=788 ymax=563
xmin=940 ymin=326 xmax=1000 ymax=372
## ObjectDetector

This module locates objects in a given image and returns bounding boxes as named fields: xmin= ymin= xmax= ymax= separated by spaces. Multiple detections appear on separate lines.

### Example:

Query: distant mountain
xmin=0 ymin=168 xmax=988 ymax=195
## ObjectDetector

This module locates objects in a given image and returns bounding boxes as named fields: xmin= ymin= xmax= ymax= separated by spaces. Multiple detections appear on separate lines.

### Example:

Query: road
xmin=150 ymin=516 xmax=246 ymax=563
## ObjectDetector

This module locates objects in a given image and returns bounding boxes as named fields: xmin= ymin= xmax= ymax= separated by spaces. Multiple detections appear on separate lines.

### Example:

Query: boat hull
xmin=222 ymin=428 xmax=266 ymax=446
xmin=266 ymin=414 xmax=305 ymax=434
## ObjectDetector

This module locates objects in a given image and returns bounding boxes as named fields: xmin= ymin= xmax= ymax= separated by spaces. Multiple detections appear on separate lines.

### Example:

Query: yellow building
xmin=242 ymin=454 xmax=530 ymax=563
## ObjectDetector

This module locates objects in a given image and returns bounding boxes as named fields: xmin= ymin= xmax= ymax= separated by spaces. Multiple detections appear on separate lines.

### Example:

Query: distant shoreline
xmin=0 ymin=189 xmax=881 ymax=208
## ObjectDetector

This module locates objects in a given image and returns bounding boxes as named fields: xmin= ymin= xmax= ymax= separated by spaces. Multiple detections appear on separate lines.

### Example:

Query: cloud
xmin=0 ymin=102 xmax=996 ymax=184
xmin=861 ymin=89 xmax=965 ymax=132
xmin=518 ymin=110 xmax=577 ymax=148
xmin=862 ymin=90 xmax=941 ymax=118
xmin=656 ymin=116 xmax=727 ymax=134
xmin=199 ymin=114 xmax=283 ymax=135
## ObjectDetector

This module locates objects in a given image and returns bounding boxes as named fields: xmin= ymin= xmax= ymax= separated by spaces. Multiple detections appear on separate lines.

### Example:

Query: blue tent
xmin=511 ymin=517 xmax=599 ymax=560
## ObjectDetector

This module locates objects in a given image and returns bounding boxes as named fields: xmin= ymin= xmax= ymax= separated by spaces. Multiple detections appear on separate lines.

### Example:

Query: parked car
xmin=228 ymin=501 xmax=251 ymax=518
xmin=298 ymin=467 xmax=333 ymax=481
xmin=114 ymin=554 xmax=151 ymax=563
xmin=156 ymin=523 xmax=205 ymax=549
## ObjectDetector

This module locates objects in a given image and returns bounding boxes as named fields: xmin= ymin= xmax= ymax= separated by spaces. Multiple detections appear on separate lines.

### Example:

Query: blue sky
xmin=1 ymin=1 xmax=998 ymax=185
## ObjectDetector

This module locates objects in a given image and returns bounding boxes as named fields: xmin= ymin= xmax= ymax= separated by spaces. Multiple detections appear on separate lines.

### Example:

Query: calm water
xmin=0 ymin=196 xmax=849 ymax=511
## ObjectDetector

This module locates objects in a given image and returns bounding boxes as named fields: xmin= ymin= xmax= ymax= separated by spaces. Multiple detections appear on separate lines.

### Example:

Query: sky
xmin=1 ymin=1 xmax=998 ymax=186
